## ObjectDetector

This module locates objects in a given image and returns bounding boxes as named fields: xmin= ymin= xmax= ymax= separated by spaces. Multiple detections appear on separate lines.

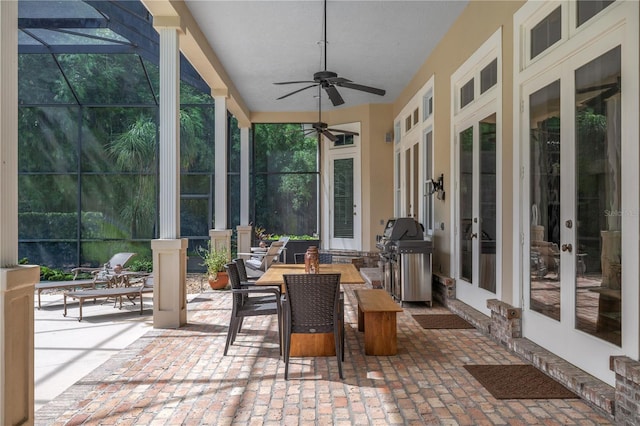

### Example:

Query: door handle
xmin=561 ymin=243 xmax=572 ymax=253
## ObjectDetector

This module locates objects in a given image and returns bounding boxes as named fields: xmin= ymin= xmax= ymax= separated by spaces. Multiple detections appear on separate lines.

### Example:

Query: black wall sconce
xmin=428 ymin=173 xmax=445 ymax=201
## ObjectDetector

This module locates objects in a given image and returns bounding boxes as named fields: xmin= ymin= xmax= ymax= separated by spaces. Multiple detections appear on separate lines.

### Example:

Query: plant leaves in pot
xmin=197 ymin=242 xmax=229 ymax=290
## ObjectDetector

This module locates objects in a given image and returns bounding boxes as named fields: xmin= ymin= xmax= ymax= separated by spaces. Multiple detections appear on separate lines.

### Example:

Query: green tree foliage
xmin=18 ymin=52 xmax=215 ymax=268
xmin=253 ymin=124 xmax=318 ymax=236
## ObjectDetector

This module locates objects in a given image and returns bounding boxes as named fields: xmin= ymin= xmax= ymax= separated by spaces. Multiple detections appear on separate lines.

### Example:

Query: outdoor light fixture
xmin=428 ymin=173 xmax=445 ymax=201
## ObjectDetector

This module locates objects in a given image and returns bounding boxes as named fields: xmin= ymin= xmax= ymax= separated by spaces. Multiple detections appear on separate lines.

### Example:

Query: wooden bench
xmin=354 ymin=289 xmax=403 ymax=355
xmin=63 ymin=279 xmax=153 ymax=322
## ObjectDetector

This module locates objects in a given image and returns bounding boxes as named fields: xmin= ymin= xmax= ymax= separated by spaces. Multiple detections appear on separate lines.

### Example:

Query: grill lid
xmin=383 ymin=217 xmax=424 ymax=241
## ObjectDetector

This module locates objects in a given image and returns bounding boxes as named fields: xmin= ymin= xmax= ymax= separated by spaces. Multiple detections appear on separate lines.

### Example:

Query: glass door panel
xmin=404 ymin=149 xmax=411 ymax=216
xmin=479 ymin=115 xmax=497 ymax=293
xmin=459 ymin=126 xmax=474 ymax=283
xmin=333 ymin=158 xmax=354 ymax=239
xmin=574 ymin=46 xmax=621 ymax=345
xmin=412 ymin=142 xmax=420 ymax=219
xmin=529 ymin=80 xmax=561 ymax=321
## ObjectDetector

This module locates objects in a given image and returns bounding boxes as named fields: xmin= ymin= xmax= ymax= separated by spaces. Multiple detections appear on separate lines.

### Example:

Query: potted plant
xmin=197 ymin=242 xmax=230 ymax=290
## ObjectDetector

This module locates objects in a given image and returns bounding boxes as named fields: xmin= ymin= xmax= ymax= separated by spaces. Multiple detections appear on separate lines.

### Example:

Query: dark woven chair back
xmin=225 ymin=262 xmax=245 ymax=308
xmin=284 ymin=274 xmax=339 ymax=334
xmin=282 ymin=273 xmax=343 ymax=379
xmin=293 ymin=252 xmax=333 ymax=264
xmin=233 ymin=258 xmax=251 ymax=282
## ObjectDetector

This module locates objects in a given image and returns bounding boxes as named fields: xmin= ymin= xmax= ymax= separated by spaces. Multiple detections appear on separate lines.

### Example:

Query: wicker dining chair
xmin=233 ymin=257 xmax=257 ymax=285
xmin=293 ymin=252 xmax=333 ymax=264
xmin=282 ymin=273 xmax=343 ymax=379
xmin=223 ymin=262 xmax=282 ymax=356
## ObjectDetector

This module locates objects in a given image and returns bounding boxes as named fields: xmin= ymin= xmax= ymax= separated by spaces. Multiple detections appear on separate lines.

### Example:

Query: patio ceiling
xmin=182 ymin=0 xmax=469 ymax=114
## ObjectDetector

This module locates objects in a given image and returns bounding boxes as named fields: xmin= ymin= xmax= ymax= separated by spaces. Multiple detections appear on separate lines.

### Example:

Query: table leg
xmin=63 ymin=294 xmax=67 ymax=317
xmin=78 ymin=299 xmax=83 ymax=322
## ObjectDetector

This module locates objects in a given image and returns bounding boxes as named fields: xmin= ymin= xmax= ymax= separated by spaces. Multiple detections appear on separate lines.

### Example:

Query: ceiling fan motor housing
xmin=314 ymin=70 xmax=338 ymax=82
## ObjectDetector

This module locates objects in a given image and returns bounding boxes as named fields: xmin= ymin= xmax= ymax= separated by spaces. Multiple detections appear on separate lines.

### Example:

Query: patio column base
xmin=151 ymin=238 xmax=188 ymax=329
xmin=209 ymin=229 xmax=232 ymax=254
xmin=236 ymin=226 xmax=252 ymax=259
xmin=1 ymin=265 xmax=39 ymax=426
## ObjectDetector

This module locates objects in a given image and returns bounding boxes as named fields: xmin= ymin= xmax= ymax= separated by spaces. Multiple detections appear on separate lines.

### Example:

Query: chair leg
xmin=334 ymin=322 xmax=343 ymax=379
xmin=340 ymin=297 xmax=345 ymax=362
xmin=276 ymin=299 xmax=282 ymax=357
xmin=230 ymin=316 xmax=242 ymax=345
xmin=283 ymin=311 xmax=290 ymax=379
xmin=341 ymin=317 xmax=345 ymax=362
xmin=224 ymin=316 xmax=240 ymax=356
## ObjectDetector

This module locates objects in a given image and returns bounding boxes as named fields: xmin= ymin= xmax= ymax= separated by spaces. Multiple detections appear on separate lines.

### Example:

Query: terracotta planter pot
xmin=208 ymin=271 xmax=229 ymax=290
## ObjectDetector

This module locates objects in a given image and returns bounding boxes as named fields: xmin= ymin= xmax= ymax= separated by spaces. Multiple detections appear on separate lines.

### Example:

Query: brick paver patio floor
xmin=36 ymin=285 xmax=612 ymax=425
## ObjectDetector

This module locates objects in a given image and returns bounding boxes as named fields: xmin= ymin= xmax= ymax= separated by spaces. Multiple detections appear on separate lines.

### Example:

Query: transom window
xmin=460 ymin=78 xmax=474 ymax=108
xmin=577 ymin=0 xmax=615 ymax=27
xmin=530 ymin=6 xmax=562 ymax=59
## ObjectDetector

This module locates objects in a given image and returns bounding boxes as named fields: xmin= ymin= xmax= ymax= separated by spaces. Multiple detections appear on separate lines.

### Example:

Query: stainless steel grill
xmin=376 ymin=218 xmax=433 ymax=305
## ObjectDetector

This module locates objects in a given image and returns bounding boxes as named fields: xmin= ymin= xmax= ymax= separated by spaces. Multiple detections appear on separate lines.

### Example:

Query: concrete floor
xmin=34 ymin=293 xmax=155 ymax=411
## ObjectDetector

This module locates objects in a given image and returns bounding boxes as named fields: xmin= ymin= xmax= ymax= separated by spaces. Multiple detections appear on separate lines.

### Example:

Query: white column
xmin=237 ymin=125 xmax=252 ymax=257
xmin=158 ymin=25 xmax=180 ymax=240
xmin=0 ymin=2 xmax=40 ymax=424
xmin=152 ymin=18 xmax=187 ymax=328
xmin=214 ymin=94 xmax=228 ymax=230
xmin=0 ymin=0 xmax=18 ymax=266
xmin=240 ymin=126 xmax=250 ymax=226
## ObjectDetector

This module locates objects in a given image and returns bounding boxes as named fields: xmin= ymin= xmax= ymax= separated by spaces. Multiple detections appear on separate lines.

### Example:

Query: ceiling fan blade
xmin=335 ymin=81 xmax=386 ymax=96
xmin=321 ymin=129 xmax=338 ymax=142
xmin=326 ymin=128 xmax=359 ymax=136
xmin=325 ymin=76 xmax=351 ymax=84
xmin=277 ymin=84 xmax=318 ymax=100
xmin=323 ymin=85 xmax=345 ymax=106
xmin=274 ymin=80 xmax=316 ymax=85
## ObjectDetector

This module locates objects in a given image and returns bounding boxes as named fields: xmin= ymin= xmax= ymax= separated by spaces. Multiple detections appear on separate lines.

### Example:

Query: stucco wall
xmin=392 ymin=0 xmax=525 ymax=304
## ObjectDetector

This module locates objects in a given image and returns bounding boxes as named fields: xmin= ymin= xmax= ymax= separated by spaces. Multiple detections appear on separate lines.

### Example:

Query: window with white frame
xmin=451 ymin=28 xmax=502 ymax=298
xmin=423 ymin=89 xmax=433 ymax=121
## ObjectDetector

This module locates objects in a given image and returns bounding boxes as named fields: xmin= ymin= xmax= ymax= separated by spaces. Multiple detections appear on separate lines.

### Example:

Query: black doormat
xmin=463 ymin=365 xmax=579 ymax=399
xmin=412 ymin=314 xmax=475 ymax=329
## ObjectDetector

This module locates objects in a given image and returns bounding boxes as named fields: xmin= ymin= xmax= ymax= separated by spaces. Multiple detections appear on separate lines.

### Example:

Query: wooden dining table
xmin=256 ymin=263 xmax=365 ymax=288
xmin=256 ymin=263 xmax=364 ymax=357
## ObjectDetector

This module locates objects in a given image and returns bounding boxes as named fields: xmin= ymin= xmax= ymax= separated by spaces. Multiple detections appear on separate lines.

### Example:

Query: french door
xmin=521 ymin=39 xmax=635 ymax=384
xmin=326 ymin=147 xmax=361 ymax=250
xmin=455 ymin=106 xmax=497 ymax=313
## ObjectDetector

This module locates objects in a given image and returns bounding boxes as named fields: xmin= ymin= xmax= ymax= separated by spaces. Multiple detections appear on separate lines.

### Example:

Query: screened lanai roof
xmin=18 ymin=0 xmax=211 ymax=105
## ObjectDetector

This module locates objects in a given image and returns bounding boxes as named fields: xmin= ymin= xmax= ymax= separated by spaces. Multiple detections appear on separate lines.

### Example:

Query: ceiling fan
xmin=300 ymin=87 xmax=360 ymax=142
xmin=274 ymin=0 xmax=386 ymax=107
